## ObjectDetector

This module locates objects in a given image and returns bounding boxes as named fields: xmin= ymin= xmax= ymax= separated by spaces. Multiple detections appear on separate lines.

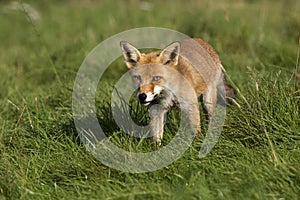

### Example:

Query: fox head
xmin=120 ymin=41 xmax=180 ymax=105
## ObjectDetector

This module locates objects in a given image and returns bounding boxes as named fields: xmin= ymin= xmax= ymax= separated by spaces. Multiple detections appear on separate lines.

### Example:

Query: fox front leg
xmin=149 ymin=104 xmax=167 ymax=145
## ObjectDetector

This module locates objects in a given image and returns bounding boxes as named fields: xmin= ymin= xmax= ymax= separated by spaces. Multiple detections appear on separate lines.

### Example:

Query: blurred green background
xmin=0 ymin=0 xmax=299 ymax=199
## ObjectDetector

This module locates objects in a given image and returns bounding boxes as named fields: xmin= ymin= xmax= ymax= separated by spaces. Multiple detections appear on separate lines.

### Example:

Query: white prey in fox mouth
xmin=137 ymin=85 xmax=162 ymax=106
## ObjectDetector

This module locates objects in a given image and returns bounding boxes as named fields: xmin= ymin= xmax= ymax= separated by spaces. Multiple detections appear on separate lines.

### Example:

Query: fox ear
xmin=120 ymin=41 xmax=141 ymax=69
xmin=160 ymin=42 xmax=180 ymax=65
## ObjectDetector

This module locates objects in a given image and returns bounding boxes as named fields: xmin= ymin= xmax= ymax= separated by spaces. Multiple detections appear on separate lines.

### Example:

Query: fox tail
xmin=217 ymin=74 xmax=237 ymax=105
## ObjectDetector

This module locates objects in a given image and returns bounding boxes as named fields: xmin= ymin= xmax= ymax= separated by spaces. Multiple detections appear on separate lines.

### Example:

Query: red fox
xmin=120 ymin=38 xmax=235 ymax=145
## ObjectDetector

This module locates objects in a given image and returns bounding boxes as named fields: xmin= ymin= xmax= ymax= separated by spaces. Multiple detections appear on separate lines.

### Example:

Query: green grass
xmin=0 ymin=0 xmax=300 ymax=199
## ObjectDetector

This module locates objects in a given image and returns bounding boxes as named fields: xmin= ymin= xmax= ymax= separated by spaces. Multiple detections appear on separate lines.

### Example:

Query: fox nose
xmin=138 ymin=93 xmax=147 ymax=102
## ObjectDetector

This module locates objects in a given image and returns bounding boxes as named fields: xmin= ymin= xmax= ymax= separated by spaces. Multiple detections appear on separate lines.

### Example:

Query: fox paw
xmin=197 ymin=125 xmax=201 ymax=133
xmin=153 ymin=138 xmax=162 ymax=146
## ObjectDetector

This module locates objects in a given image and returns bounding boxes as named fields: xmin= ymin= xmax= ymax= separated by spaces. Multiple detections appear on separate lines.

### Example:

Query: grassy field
xmin=0 ymin=0 xmax=300 ymax=199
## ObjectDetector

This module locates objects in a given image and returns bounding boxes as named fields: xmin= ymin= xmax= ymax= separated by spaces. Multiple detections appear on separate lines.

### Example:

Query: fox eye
xmin=132 ymin=75 xmax=141 ymax=81
xmin=152 ymin=76 xmax=162 ymax=82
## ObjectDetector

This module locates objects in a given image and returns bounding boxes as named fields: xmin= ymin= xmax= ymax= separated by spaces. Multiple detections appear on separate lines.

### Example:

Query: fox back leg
xmin=185 ymin=103 xmax=201 ymax=133
xmin=202 ymin=84 xmax=218 ymax=120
